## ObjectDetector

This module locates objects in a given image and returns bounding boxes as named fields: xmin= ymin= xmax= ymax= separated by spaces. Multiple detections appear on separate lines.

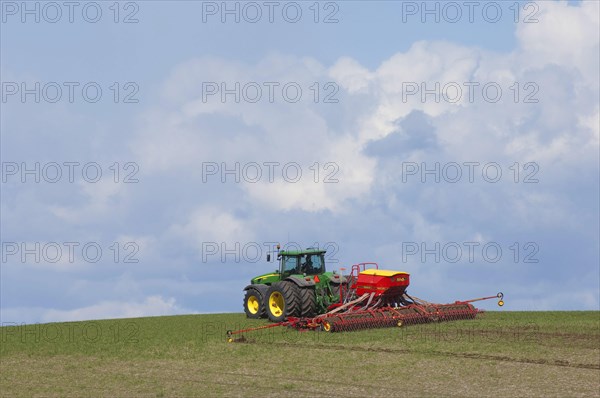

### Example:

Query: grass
xmin=1 ymin=311 xmax=599 ymax=397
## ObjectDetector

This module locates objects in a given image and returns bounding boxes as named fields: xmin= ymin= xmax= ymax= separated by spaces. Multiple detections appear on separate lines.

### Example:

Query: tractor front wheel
xmin=243 ymin=288 xmax=265 ymax=319
xmin=265 ymin=281 xmax=299 ymax=322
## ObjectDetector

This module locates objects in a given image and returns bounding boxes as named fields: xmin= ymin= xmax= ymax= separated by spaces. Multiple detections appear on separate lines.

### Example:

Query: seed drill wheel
xmin=266 ymin=281 xmax=300 ymax=322
xmin=243 ymin=288 xmax=265 ymax=319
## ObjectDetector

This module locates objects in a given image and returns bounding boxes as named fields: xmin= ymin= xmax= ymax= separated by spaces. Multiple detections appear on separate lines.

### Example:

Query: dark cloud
xmin=364 ymin=110 xmax=438 ymax=158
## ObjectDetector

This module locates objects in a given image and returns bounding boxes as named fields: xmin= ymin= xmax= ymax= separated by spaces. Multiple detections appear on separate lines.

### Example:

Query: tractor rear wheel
xmin=298 ymin=287 xmax=317 ymax=318
xmin=330 ymin=282 xmax=348 ymax=303
xmin=243 ymin=287 xmax=265 ymax=319
xmin=265 ymin=281 xmax=300 ymax=322
xmin=330 ymin=283 xmax=340 ymax=299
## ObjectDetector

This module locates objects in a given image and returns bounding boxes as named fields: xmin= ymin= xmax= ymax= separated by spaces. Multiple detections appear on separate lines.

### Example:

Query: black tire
xmin=265 ymin=281 xmax=300 ymax=322
xmin=330 ymin=283 xmax=340 ymax=299
xmin=298 ymin=286 xmax=317 ymax=318
xmin=243 ymin=287 xmax=265 ymax=319
xmin=255 ymin=285 xmax=270 ymax=319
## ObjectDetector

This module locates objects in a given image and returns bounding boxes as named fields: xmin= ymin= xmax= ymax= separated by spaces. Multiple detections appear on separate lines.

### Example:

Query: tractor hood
xmin=250 ymin=272 xmax=280 ymax=285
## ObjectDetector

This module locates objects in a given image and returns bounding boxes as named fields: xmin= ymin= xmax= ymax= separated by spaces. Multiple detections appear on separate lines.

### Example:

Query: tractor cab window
xmin=282 ymin=256 xmax=299 ymax=275
xmin=300 ymin=253 xmax=324 ymax=275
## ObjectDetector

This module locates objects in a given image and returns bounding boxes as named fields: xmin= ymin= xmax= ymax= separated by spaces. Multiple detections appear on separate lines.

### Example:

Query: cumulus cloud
xmin=168 ymin=205 xmax=255 ymax=249
xmin=2 ymin=1 xmax=598 ymax=323
xmin=131 ymin=1 xmax=598 ymax=217
xmin=516 ymin=1 xmax=599 ymax=83
xmin=131 ymin=54 xmax=378 ymax=213
xmin=121 ymin=1 xmax=600 ymax=311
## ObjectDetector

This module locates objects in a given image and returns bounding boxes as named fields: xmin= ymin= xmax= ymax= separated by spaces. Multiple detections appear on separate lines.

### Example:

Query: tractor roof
xmin=279 ymin=249 xmax=326 ymax=256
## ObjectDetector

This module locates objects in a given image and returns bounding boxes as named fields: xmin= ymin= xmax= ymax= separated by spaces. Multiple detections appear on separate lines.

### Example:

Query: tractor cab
xmin=245 ymin=245 xmax=343 ymax=321
xmin=279 ymin=250 xmax=326 ymax=277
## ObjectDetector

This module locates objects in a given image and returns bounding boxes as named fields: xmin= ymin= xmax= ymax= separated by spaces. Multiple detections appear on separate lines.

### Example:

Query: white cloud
xmin=516 ymin=1 xmax=599 ymax=84
xmin=127 ymin=1 xmax=598 ymax=260
xmin=167 ymin=206 xmax=255 ymax=249
xmin=329 ymin=56 xmax=373 ymax=93
xmin=136 ymin=0 xmax=598 ymax=214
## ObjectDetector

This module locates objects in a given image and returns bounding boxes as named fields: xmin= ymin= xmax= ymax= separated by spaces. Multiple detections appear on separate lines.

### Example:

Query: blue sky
xmin=1 ymin=0 xmax=599 ymax=323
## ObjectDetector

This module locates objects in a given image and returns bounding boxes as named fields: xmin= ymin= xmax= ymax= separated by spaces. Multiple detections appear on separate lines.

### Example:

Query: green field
xmin=1 ymin=311 xmax=599 ymax=397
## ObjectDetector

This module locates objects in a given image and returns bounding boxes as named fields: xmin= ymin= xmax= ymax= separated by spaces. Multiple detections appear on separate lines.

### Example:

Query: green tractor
xmin=243 ymin=246 xmax=348 ymax=322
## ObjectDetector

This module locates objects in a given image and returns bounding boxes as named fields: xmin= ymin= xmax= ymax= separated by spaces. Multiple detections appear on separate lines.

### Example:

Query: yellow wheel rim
xmin=247 ymin=295 xmax=260 ymax=314
xmin=498 ymin=300 xmax=504 ymax=307
xmin=269 ymin=292 xmax=284 ymax=317
xmin=397 ymin=320 xmax=403 ymax=328
xmin=323 ymin=321 xmax=331 ymax=332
